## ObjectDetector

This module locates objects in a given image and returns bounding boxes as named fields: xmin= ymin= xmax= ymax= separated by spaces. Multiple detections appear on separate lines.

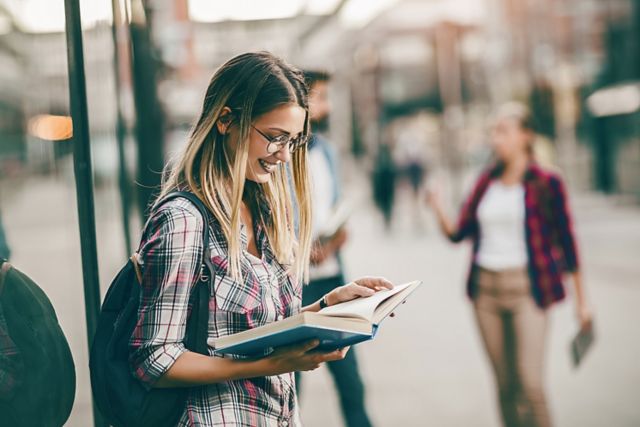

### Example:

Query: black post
xmin=633 ymin=0 xmax=640 ymax=79
xmin=129 ymin=3 xmax=165 ymax=221
xmin=110 ymin=0 xmax=133 ymax=254
xmin=593 ymin=116 xmax=615 ymax=193
xmin=63 ymin=0 xmax=108 ymax=426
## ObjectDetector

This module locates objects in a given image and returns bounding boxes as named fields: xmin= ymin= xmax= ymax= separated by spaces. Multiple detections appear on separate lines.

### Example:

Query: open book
xmin=212 ymin=280 xmax=422 ymax=356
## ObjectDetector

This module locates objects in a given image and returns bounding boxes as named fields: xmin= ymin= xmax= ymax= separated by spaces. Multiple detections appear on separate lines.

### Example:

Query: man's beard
xmin=311 ymin=116 xmax=329 ymax=133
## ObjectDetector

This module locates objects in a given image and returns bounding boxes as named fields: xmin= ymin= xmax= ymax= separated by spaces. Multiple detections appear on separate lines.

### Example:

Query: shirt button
xmin=281 ymin=422 xmax=288 ymax=427
xmin=277 ymin=314 xmax=284 ymax=321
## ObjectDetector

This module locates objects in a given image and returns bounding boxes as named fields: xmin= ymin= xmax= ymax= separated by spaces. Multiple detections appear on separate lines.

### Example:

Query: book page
xmin=319 ymin=282 xmax=415 ymax=322
xmin=372 ymin=281 xmax=421 ymax=325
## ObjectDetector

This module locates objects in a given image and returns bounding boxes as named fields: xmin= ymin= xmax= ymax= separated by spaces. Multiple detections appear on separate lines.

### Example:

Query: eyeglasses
xmin=251 ymin=125 xmax=307 ymax=154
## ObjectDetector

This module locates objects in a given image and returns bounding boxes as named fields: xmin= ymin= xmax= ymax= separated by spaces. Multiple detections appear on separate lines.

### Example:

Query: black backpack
xmin=0 ymin=260 xmax=76 ymax=427
xmin=89 ymin=192 xmax=213 ymax=427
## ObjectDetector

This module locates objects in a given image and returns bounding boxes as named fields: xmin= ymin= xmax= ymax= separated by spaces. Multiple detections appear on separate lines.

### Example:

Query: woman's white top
xmin=476 ymin=181 xmax=528 ymax=270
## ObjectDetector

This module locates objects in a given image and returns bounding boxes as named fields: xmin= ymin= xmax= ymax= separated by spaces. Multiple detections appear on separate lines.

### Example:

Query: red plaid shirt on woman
xmin=450 ymin=163 xmax=580 ymax=308
xmin=129 ymin=197 xmax=302 ymax=426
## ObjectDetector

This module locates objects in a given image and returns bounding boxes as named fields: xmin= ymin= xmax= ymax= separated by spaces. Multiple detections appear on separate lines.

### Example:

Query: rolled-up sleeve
xmin=451 ymin=198 xmax=476 ymax=243
xmin=129 ymin=204 xmax=204 ymax=387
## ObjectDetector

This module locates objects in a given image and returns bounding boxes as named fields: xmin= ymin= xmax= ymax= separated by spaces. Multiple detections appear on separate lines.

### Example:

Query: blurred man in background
xmin=296 ymin=70 xmax=373 ymax=427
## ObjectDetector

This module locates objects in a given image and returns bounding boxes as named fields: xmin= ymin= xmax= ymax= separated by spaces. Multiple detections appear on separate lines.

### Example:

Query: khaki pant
xmin=474 ymin=267 xmax=551 ymax=427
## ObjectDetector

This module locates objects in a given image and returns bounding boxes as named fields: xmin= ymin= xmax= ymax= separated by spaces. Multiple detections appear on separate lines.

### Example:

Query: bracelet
xmin=319 ymin=294 xmax=329 ymax=309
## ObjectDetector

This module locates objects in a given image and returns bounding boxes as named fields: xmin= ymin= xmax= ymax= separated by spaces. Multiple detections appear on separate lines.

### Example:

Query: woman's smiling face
xmin=223 ymin=104 xmax=306 ymax=183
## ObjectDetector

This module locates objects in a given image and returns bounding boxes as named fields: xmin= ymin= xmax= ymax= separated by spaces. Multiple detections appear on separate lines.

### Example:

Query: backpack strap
xmin=153 ymin=191 xmax=215 ymax=282
xmin=0 ymin=260 xmax=11 ymax=298
xmin=140 ymin=192 xmax=210 ymax=249
xmin=150 ymin=191 xmax=214 ymax=355
xmin=130 ymin=255 xmax=143 ymax=284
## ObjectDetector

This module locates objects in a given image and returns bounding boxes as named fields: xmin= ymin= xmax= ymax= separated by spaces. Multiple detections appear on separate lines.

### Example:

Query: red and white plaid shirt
xmin=129 ymin=197 xmax=302 ymax=426
xmin=451 ymin=163 xmax=580 ymax=308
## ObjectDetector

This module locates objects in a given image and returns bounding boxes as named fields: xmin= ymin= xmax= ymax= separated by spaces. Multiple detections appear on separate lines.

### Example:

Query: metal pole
xmin=110 ymin=0 xmax=133 ymax=254
xmin=129 ymin=1 xmax=165 ymax=221
xmin=63 ymin=0 xmax=108 ymax=426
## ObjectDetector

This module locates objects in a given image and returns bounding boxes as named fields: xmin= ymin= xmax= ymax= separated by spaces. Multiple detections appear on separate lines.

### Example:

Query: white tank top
xmin=476 ymin=181 xmax=528 ymax=271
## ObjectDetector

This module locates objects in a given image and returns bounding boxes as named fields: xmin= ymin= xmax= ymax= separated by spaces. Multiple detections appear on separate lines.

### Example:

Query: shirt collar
xmin=240 ymin=221 xmax=273 ymax=262
xmin=489 ymin=160 xmax=541 ymax=182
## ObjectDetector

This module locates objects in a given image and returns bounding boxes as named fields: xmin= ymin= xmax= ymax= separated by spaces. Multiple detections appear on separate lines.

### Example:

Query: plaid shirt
xmin=130 ymin=197 xmax=303 ymax=426
xmin=451 ymin=163 xmax=579 ymax=308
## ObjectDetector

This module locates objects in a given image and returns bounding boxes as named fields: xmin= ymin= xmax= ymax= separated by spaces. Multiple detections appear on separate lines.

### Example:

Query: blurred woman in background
xmin=427 ymin=102 xmax=592 ymax=427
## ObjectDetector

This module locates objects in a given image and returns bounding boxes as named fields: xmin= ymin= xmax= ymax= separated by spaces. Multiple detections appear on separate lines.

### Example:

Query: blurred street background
xmin=1 ymin=0 xmax=639 ymax=426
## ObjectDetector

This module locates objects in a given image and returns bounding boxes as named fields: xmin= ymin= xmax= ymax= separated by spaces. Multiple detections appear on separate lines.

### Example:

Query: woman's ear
xmin=216 ymin=106 xmax=233 ymax=134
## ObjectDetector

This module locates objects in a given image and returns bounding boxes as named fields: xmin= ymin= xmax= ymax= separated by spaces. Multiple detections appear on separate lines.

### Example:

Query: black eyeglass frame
xmin=251 ymin=125 xmax=308 ymax=153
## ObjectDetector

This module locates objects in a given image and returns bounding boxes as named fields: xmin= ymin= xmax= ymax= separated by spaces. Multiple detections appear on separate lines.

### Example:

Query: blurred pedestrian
xmin=393 ymin=123 xmax=429 ymax=230
xmin=372 ymin=143 xmax=396 ymax=230
xmin=427 ymin=102 xmax=592 ymax=427
xmin=394 ymin=125 xmax=427 ymax=197
xmin=128 ymin=52 xmax=392 ymax=426
xmin=295 ymin=69 xmax=374 ymax=427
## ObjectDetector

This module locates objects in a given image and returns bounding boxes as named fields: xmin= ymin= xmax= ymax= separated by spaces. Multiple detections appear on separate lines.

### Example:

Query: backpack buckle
xmin=200 ymin=264 xmax=209 ymax=282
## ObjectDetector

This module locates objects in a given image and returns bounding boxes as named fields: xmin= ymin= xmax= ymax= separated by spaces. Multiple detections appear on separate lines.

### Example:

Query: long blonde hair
xmin=157 ymin=52 xmax=312 ymax=283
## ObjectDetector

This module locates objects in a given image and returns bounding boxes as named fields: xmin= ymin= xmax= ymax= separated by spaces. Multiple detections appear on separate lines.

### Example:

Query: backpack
xmin=0 ymin=260 xmax=76 ymax=427
xmin=89 ymin=192 xmax=213 ymax=427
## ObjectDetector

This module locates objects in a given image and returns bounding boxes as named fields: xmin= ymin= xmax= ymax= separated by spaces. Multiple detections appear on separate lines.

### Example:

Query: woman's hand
xmin=571 ymin=271 xmax=593 ymax=331
xmin=264 ymin=340 xmax=350 ymax=375
xmin=425 ymin=183 xmax=457 ymax=240
xmin=577 ymin=301 xmax=593 ymax=331
xmin=424 ymin=185 xmax=439 ymax=207
xmin=425 ymin=182 xmax=447 ymax=210
xmin=325 ymin=276 xmax=394 ymax=306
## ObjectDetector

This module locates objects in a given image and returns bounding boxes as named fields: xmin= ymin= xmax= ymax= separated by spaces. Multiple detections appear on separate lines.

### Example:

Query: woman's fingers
xmin=426 ymin=183 xmax=442 ymax=205
xmin=327 ymin=277 xmax=394 ymax=306
xmin=350 ymin=284 xmax=376 ymax=298
xmin=318 ymin=349 xmax=347 ymax=363
xmin=277 ymin=339 xmax=318 ymax=355
xmin=298 ymin=346 xmax=352 ymax=371
xmin=300 ymin=340 xmax=320 ymax=353
xmin=354 ymin=276 xmax=394 ymax=291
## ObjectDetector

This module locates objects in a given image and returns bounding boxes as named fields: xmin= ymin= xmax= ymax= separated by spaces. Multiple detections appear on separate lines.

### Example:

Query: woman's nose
xmin=273 ymin=145 xmax=292 ymax=163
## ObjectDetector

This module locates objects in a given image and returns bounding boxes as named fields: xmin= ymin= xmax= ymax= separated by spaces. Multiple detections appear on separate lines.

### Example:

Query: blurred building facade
xmin=103 ymin=0 xmax=640 ymax=200
xmin=2 ymin=0 xmax=640 ymax=205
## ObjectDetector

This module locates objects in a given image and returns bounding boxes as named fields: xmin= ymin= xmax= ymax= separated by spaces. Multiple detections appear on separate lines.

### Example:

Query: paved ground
xmin=2 ymin=173 xmax=639 ymax=427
